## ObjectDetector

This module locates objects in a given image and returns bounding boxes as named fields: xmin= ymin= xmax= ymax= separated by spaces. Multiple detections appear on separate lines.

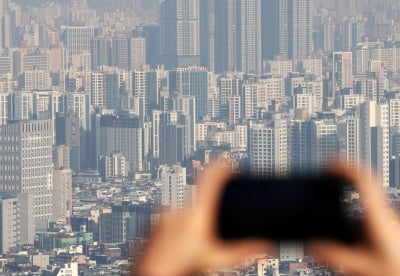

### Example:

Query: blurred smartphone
xmin=217 ymin=172 xmax=363 ymax=243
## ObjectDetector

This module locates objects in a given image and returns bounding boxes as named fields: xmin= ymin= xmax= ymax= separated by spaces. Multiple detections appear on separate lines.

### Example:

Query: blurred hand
xmin=135 ymin=164 xmax=273 ymax=276
xmin=309 ymin=163 xmax=400 ymax=276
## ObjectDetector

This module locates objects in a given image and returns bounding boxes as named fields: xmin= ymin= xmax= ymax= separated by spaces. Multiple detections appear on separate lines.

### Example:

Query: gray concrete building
xmin=0 ymin=119 xmax=54 ymax=231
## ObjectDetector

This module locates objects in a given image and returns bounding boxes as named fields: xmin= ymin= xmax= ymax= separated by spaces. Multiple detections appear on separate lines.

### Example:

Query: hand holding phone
xmin=218 ymin=172 xmax=363 ymax=243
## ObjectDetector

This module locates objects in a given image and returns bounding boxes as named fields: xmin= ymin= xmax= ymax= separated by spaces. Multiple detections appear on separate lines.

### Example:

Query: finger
xmin=197 ymin=163 xmax=232 ymax=215
xmin=328 ymin=160 xmax=400 ymax=244
xmin=309 ymin=241 xmax=380 ymax=276
xmin=328 ymin=159 xmax=385 ymax=205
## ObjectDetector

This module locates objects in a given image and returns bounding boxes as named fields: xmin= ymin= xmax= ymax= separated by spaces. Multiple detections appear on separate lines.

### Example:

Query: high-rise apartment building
xmin=133 ymin=26 xmax=160 ymax=69
xmin=199 ymin=0 xmax=215 ymax=72
xmin=214 ymin=0 xmax=261 ymax=73
xmin=333 ymin=52 xmax=353 ymax=93
xmin=238 ymin=0 xmax=262 ymax=73
xmin=159 ymin=164 xmax=187 ymax=213
xmin=248 ymin=116 xmax=289 ymax=177
xmin=0 ymin=194 xmax=19 ymax=253
xmin=0 ymin=119 xmax=54 ymax=231
xmin=160 ymin=0 xmax=200 ymax=68
xmin=288 ymin=0 xmax=313 ymax=59
xmin=111 ymin=37 xmax=130 ymax=71
xmin=263 ymin=0 xmax=313 ymax=60
xmin=359 ymin=101 xmax=390 ymax=187
xmin=310 ymin=119 xmax=339 ymax=169
xmin=130 ymin=37 xmax=146 ymax=71
xmin=215 ymin=0 xmax=238 ymax=73
xmin=290 ymin=120 xmax=312 ymax=173
xmin=91 ymin=37 xmax=112 ymax=70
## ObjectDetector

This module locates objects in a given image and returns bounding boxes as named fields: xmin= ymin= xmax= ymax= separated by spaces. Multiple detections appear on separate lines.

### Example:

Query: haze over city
xmin=0 ymin=0 xmax=399 ymax=275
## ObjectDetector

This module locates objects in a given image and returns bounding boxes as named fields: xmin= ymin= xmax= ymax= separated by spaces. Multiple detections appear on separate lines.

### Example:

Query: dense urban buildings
xmin=0 ymin=0 xmax=398 ymax=275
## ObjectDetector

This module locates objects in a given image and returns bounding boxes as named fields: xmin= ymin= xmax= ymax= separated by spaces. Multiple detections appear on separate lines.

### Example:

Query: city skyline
xmin=0 ymin=0 xmax=399 ymax=275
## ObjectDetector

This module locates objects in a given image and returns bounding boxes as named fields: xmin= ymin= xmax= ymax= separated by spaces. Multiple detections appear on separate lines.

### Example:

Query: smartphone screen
xmin=218 ymin=173 xmax=362 ymax=243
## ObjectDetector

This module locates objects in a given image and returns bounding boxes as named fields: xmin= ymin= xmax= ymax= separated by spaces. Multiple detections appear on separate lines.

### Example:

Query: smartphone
xmin=217 ymin=172 xmax=363 ymax=243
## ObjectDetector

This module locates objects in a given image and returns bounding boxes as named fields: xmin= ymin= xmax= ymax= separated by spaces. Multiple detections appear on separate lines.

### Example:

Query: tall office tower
xmin=288 ymin=0 xmax=313 ymax=59
xmin=169 ymin=67 xmax=209 ymax=120
xmin=91 ymin=37 xmax=111 ymax=70
xmin=63 ymin=26 xmax=95 ymax=64
xmin=238 ymin=0 xmax=262 ymax=74
xmin=0 ymin=120 xmax=54 ymax=231
xmin=159 ymin=0 xmax=200 ymax=68
xmin=159 ymin=112 xmax=189 ymax=166
xmin=215 ymin=0 xmax=238 ymax=73
xmin=290 ymin=120 xmax=312 ymax=173
xmin=99 ymin=115 xmax=143 ymax=174
xmin=333 ymin=52 xmax=353 ymax=93
xmin=111 ymin=37 xmax=130 ymax=71
xmin=53 ymin=162 xmax=72 ymax=222
xmin=358 ymin=101 xmax=390 ymax=187
xmin=130 ymin=37 xmax=146 ymax=71
xmin=248 ymin=115 xmax=289 ymax=177
xmin=310 ymin=120 xmax=339 ymax=169
xmin=199 ymin=0 xmax=215 ymax=72
xmin=159 ymin=164 xmax=187 ymax=213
